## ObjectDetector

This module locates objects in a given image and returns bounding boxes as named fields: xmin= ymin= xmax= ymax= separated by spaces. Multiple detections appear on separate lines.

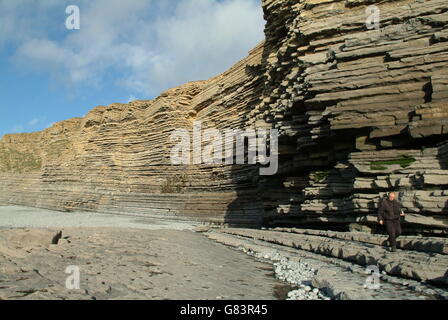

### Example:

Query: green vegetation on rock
xmin=370 ymin=164 xmax=387 ymax=171
xmin=311 ymin=170 xmax=330 ymax=182
xmin=370 ymin=155 xmax=416 ymax=171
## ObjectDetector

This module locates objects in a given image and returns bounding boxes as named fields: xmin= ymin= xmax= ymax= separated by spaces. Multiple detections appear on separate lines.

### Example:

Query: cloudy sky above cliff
xmin=0 ymin=0 xmax=265 ymax=137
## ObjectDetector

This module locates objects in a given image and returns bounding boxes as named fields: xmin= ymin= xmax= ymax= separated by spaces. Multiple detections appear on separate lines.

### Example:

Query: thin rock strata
xmin=217 ymin=228 xmax=448 ymax=286
xmin=0 ymin=51 xmax=266 ymax=226
xmin=0 ymin=0 xmax=447 ymax=234
xmin=253 ymin=0 xmax=448 ymax=234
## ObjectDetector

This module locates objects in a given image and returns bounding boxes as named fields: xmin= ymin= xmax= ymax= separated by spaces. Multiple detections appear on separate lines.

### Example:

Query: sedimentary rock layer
xmin=1 ymin=0 xmax=447 ymax=233
xmin=252 ymin=0 xmax=448 ymax=234
xmin=216 ymin=228 xmax=448 ymax=286
xmin=0 ymin=45 xmax=266 ymax=226
xmin=206 ymin=229 xmax=448 ymax=299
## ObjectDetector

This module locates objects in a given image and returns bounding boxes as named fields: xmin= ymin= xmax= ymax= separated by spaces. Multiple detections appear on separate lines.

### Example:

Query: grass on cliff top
xmin=0 ymin=146 xmax=42 ymax=173
xmin=370 ymin=155 xmax=416 ymax=171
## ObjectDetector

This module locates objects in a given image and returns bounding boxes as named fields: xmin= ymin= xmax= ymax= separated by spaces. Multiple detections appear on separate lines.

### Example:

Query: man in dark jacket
xmin=378 ymin=192 xmax=405 ymax=252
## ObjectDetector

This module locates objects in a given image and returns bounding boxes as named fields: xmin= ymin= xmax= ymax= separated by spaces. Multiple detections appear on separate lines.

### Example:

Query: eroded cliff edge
xmin=1 ymin=0 xmax=447 ymax=235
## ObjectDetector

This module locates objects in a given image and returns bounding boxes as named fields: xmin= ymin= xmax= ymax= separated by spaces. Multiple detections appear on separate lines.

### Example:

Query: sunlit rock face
xmin=0 ymin=48 xmax=266 ymax=226
xmin=1 ymin=0 xmax=447 ymax=234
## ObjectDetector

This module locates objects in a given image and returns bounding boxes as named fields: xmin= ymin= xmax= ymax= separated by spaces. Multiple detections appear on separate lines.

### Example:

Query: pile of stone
xmin=246 ymin=248 xmax=331 ymax=300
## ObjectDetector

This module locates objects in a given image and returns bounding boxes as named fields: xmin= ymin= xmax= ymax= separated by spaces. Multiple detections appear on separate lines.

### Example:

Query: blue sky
xmin=0 ymin=0 xmax=265 ymax=138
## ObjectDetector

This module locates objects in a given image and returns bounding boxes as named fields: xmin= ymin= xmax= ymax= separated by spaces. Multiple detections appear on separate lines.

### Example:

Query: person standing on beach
xmin=378 ymin=192 xmax=405 ymax=252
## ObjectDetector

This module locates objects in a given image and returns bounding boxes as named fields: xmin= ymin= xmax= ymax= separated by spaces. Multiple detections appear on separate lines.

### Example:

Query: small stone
xmin=51 ymin=231 xmax=63 ymax=244
xmin=193 ymin=226 xmax=210 ymax=233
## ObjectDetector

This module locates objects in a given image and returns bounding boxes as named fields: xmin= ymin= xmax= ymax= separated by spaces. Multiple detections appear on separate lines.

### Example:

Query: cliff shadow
xmin=223 ymin=164 xmax=265 ymax=228
xmin=435 ymin=140 xmax=448 ymax=235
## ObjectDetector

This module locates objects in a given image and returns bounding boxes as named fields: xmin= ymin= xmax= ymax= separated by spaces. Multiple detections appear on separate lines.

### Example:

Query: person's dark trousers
xmin=384 ymin=219 xmax=402 ymax=249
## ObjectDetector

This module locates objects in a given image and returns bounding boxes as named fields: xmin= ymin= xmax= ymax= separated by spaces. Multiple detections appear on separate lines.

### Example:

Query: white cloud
xmin=1 ymin=0 xmax=265 ymax=97
xmin=28 ymin=118 xmax=40 ymax=126
xmin=127 ymin=95 xmax=138 ymax=103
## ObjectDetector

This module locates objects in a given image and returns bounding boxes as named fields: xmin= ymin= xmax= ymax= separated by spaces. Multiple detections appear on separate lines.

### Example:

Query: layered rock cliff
xmin=1 ymin=0 xmax=447 ymax=234
xmin=253 ymin=0 xmax=448 ymax=235
xmin=0 ymin=44 xmax=266 ymax=226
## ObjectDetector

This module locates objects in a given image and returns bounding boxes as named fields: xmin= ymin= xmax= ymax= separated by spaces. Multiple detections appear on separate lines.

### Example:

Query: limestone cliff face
xmin=1 ymin=0 xmax=447 ymax=234
xmin=0 ymin=44 xmax=266 ymax=226
xmin=254 ymin=0 xmax=448 ymax=234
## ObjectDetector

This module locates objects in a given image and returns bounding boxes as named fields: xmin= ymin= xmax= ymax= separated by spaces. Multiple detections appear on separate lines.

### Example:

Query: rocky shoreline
xmin=250 ymin=250 xmax=331 ymax=300
xmin=0 ymin=206 xmax=447 ymax=300
xmin=205 ymin=228 xmax=448 ymax=300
